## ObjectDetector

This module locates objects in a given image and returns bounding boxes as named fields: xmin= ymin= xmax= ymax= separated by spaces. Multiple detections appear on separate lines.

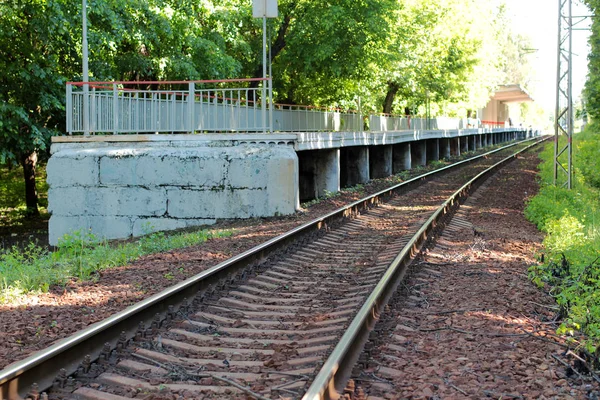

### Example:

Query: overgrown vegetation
xmin=526 ymin=126 xmax=600 ymax=354
xmin=0 ymin=228 xmax=232 ymax=303
xmin=0 ymin=163 xmax=48 ymax=227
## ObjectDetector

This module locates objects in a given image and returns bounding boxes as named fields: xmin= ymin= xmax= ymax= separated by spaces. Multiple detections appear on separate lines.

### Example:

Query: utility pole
xmin=554 ymin=0 xmax=573 ymax=189
xmin=83 ymin=0 xmax=90 ymax=136
xmin=253 ymin=0 xmax=277 ymax=133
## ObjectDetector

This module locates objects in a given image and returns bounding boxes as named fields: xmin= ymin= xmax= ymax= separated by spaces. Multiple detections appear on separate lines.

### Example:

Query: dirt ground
xmin=359 ymin=149 xmax=600 ymax=399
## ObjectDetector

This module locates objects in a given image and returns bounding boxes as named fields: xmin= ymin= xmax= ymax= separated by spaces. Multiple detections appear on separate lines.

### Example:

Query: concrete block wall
xmin=48 ymin=142 xmax=299 ymax=245
xmin=47 ymin=129 xmax=528 ymax=244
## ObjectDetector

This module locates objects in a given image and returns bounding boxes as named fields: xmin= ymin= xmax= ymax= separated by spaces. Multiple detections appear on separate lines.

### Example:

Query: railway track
xmin=0 ymin=137 xmax=545 ymax=400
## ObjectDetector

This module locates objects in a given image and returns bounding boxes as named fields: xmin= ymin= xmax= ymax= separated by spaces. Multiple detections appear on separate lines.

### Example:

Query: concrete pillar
xmin=299 ymin=149 xmax=340 ymax=201
xmin=411 ymin=140 xmax=427 ymax=167
xmin=340 ymin=147 xmax=369 ymax=188
xmin=316 ymin=149 xmax=340 ymax=198
xmin=460 ymin=136 xmax=469 ymax=153
xmin=440 ymin=138 xmax=451 ymax=159
xmin=369 ymin=145 xmax=393 ymax=179
xmin=299 ymin=152 xmax=317 ymax=202
xmin=450 ymin=137 xmax=460 ymax=156
xmin=392 ymin=143 xmax=411 ymax=173
xmin=469 ymin=135 xmax=477 ymax=152
xmin=426 ymin=139 xmax=440 ymax=164
xmin=477 ymin=135 xmax=483 ymax=149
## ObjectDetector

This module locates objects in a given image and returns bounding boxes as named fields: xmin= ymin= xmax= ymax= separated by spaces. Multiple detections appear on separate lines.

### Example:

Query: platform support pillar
xmin=392 ymin=143 xmax=411 ymax=173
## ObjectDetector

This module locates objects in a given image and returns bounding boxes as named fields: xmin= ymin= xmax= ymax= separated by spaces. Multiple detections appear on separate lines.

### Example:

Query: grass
xmin=0 ymin=162 xmax=235 ymax=303
xmin=525 ymin=125 xmax=600 ymax=355
xmin=0 ymin=228 xmax=232 ymax=304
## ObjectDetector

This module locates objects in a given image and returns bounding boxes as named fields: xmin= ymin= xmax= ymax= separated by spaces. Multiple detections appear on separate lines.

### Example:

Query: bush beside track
xmin=526 ymin=125 xmax=600 ymax=356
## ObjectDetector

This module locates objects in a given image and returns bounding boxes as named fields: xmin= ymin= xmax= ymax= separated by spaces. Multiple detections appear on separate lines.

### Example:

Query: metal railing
xmin=272 ymin=103 xmax=361 ymax=132
xmin=481 ymin=120 xmax=506 ymax=129
xmin=66 ymin=79 xmax=509 ymax=135
xmin=67 ymin=79 xmax=271 ymax=134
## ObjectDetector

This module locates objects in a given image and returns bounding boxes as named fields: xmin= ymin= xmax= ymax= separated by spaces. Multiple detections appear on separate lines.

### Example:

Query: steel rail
xmin=0 ymin=134 xmax=536 ymax=400
xmin=301 ymin=137 xmax=548 ymax=400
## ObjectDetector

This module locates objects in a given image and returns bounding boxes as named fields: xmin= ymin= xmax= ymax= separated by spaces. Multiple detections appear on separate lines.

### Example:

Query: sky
xmin=501 ymin=0 xmax=592 ymax=111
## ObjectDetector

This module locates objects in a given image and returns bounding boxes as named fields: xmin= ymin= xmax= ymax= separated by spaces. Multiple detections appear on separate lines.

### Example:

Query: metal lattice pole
xmin=554 ymin=0 xmax=573 ymax=189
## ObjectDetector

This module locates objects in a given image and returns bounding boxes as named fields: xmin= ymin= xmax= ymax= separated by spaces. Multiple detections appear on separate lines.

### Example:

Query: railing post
xmin=83 ymin=83 xmax=89 ymax=136
xmin=66 ymin=83 xmax=72 ymax=134
xmin=358 ymin=96 xmax=362 ymax=134
xmin=261 ymin=80 xmax=266 ymax=133
xmin=113 ymin=83 xmax=118 ymax=134
xmin=268 ymin=77 xmax=273 ymax=133
xmin=90 ymin=87 xmax=96 ymax=134
xmin=188 ymin=82 xmax=195 ymax=133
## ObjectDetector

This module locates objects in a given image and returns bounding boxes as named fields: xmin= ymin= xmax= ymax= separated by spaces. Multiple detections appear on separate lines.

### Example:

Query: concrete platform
xmin=48 ymin=129 xmax=527 ymax=244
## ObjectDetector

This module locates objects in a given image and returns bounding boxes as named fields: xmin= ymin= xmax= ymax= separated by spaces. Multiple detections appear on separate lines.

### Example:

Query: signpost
xmin=253 ymin=0 xmax=278 ymax=133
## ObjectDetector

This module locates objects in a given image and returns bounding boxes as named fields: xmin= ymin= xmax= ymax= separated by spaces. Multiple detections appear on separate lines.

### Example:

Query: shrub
xmin=526 ymin=124 xmax=600 ymax=355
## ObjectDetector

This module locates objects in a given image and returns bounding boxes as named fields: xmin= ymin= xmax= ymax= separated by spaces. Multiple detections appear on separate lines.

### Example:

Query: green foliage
xmin=0 ymin=228 xmax=232 ymax=303
xmin=0 ymin=163 xmax=49 ymax=226
xmin=577 ymin=129 xmax=600 ymax=189
xmin=87 ymin=0 xmax=243 ymax=81
xmin=584 ymin=0 xmax=600 ymax=120
xmin=0 ymin=0 xmax=78 ymax=165
xmin=526 ymin=125 xmax=600 ymax=352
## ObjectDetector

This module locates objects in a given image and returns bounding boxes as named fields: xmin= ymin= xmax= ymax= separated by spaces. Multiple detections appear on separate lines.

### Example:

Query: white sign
xmin=253 ymin=0 xmax=278 ymax=18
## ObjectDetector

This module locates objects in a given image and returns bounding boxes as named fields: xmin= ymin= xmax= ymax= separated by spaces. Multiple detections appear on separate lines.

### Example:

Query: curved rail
xmin=301 ymin=137 xmax=547 ymax=400
xmin=0 ymin=136 xmax=539 ymax=399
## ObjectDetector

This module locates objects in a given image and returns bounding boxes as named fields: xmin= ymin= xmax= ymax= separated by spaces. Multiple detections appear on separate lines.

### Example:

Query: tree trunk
xmin=382 ymin=82 xmax=400 ymax=114
xmin=21 ymin=151 xmax=39 ymax=217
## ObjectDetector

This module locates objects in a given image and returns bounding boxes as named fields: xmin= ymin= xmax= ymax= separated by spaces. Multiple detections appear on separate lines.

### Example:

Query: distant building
xmin=479 ymin=84 xmax=533 ymax=127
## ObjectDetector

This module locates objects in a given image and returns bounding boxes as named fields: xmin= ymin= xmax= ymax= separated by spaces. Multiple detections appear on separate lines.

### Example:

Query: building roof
xmin=492 ymin=84 xmax=534 ymax=103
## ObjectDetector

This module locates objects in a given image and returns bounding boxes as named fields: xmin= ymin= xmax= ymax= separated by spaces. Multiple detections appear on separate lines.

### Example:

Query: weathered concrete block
xmin=49 ymin=187 xmax=167 ymax=217
xmin=46 ymin=151 xmax=99 ymax=187
xmin=231 ymin=189 xmax=273 ymax=218
xmin=131 ymin=217 xmax=216 ymax=237
xmin=99 ymin=148 xmax=227 ymax=187
xmin=167 ymin=189 xmax=223 ymax=219
xmin=167 ymin=188 xmax=272 ymax=219
xmin=228 ymin=151 xmax=269 ymax=189
xmin=266 ymin=154 xmax=299 ymax=213
xmin=49 ymin=215 xmax=132 ymax=245
xmin=48 ymin=140 xmax=299 ymax=242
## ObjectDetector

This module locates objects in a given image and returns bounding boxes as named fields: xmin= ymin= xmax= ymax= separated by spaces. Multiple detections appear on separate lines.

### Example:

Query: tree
xmin=86 ymin=0 xmax=243 ymax=81
xmin=366 ymin=0 xmax=484 ymax=115
xmin=0 ymin=0 xmax=79 ymax=216
xmin=235 ymin=0 xmax=397 ymax=107
xmin=0 ymin=0 xmax=245 ymax=216
xmin=583 ymin=0 xmax=600 ymax=120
